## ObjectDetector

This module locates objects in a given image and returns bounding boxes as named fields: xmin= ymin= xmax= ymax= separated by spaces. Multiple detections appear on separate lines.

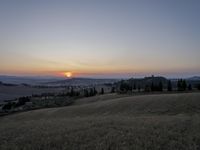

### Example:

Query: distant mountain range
xmin=0 ymin=75 xmax=199 ymax=86
xmin=0 ymin=75 xmax=62 ymax=85
xmin=45 ymin=78 xmax=119 ymax=86
xmin=187 ymin=76 xmax=200 ymax=81
xmin=0 ymin=75 xmax=119 ymax=86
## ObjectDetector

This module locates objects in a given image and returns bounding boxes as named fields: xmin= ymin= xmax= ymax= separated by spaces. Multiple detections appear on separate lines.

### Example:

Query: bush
xmin=16 ymin=97 xmax=30 ymax=107
xmin=150 ymin=82 xmax=163 ymax=92
xmin=119 ymin=81 xmax=132 ymax=92
xmin=2 ymin=102 xmax=15 ymax=111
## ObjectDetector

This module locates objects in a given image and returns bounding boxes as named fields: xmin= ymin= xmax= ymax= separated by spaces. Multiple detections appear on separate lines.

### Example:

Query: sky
xmin=0 ymin=0 xmax=200 ymax=78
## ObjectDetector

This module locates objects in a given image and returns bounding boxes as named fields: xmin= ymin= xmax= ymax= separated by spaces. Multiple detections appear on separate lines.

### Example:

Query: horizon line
xmin=0 ymin=74 xmax=199 ymax=80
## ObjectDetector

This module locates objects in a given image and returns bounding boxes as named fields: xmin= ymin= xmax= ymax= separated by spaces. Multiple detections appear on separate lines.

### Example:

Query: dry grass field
xmin=1 ymin=93 xmax=200 ymax=150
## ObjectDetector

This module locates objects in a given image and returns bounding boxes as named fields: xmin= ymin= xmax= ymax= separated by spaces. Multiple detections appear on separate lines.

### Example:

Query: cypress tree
xmin=159 ymin=81 xmax=163 ymax=91
xmin=138 ymin=85 xmax=141 ymax=92
xmin=197 ymin=84 xmax=200 ymax=90
xmin=84 ymin=89 xmax=89 ymax=97
xmin=70 ymin=87 xmax=74 ymax=97
xmin=93 ymin=87 xmax=97 ymax=95
xmin=188 ymin=84 xmax=192 ymax=91
xmin=182 ymin=80 xmax=187 ymax=91
xmin=89 ymin=88 xmax=94 ymax=96
xmin=177 ymin=80 xmax=181 ymax=91
xmin=167 ymin=80 xmax=172 ymax=91
xmin=133 ymin=83 xmax=136 ymax=90
xmin=111 ymin=87 xmax=115 ymax=93
xmin=101 ymin=88 xmax=104 ymax=94
xmin=151 ymin=82 xmax=154 ymax=91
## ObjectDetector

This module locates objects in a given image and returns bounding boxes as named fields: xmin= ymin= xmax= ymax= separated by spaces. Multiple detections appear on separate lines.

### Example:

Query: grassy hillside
xmin=1 ymin=93 xmax=200 ymax=150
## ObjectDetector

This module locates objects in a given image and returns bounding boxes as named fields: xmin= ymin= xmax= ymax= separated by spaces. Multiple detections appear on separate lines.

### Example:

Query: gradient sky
xmin=0 ymin=0 xmax=200 ymax=78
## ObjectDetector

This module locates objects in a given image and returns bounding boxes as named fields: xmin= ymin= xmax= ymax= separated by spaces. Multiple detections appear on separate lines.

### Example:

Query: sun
xmin=64 ymin=72 xmax=72 ymax=78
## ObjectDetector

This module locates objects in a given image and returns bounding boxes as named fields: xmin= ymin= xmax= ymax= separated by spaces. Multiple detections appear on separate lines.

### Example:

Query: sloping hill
xmin=1 ymin=93 xmax=200 ymax=150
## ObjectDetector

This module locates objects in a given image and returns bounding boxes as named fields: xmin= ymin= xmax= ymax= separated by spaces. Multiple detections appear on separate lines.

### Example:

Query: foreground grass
xmin=0 ymin=93 xmax=200 ymax=150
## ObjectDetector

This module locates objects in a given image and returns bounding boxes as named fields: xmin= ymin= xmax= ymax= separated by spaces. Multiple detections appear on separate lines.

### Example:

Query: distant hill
xmin=116 ymin=76 xmax=200 ymax=90
xmin=117 ymin=76 xmax=168 ymax=89
xmin=45 ymin=78 xmax=119 ymax=86
xmin=132 ymin=76 xmax=168 ymax=86
xmin=0 ymin=75 xmax=119 ymax=86
xmin=0 ymin=75 xmax=63 ymax=85
xmin=0 ymin=81 xmax=17 ymax=87
xmin=187 ymin=76 xmax=200 ymax=81
xmin=1 ymin=75 xmax=199 ymax=87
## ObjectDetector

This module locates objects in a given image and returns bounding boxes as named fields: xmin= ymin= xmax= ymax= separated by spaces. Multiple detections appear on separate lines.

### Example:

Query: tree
xmin=2 ymin=102 xmax=14 ymax=111
xmin=88 ymin=88 xmax=97 ymax=96
xmin=89 ymin=88 xmax=94 ymax=96
xmin=197 ymin=84 xmax=200 ymax=90
xmin=119 ymin=81 xmax=131 ymax=92
xmin=111 ymin=87 xmax=115 ymax=93
xmin=84 ymin=89 xmax=89 ymax=97
xmin=182 ymin=80 xmax=187 ymax=91
xmin=159 ymin=81 xmax=163 ymax=91
xmin=151 ymin=82 xmax=154 ymax=91
xmin=177 ymin=79 xmax=182 ymax=91
xmin=101 ymin=88 xmax=104 ymax=94
xmin=138 ymin=85 xmax=141 ymax=92
xmin=93 ymin=87 xmax=97 ymax=95
xmin=16 ymin=96 xmax=30 ymax=107
xmin=177 ymin=79 xmax=187 ymax=91
xmin=133 ymin=83 xmax=136 ymax=90
xmin=188 ymin=84 xmax=192 ymax=91
xmin=69 ymin=87 xmax=74 ymax=97
xmin=144 ymin=85 xmax=151 ymax=92
xmin=167 ymin=80 xmax=172 ymax=91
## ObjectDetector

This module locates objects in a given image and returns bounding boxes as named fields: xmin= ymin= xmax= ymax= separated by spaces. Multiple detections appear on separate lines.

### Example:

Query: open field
xmin=1 ymin=93 xmax=200 ymax=150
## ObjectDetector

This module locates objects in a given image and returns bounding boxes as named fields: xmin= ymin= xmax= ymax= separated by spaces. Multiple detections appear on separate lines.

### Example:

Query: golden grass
xmin=1 ymin=93 xmax=200 ymax=150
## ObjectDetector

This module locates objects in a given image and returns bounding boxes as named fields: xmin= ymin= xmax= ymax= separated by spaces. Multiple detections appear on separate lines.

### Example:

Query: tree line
xmin=117 ymin=78 xmax=198 ymax=93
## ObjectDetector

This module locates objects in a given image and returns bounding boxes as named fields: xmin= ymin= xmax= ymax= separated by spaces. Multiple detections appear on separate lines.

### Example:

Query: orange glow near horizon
xmin=64 ymin=72 xmax=72 ymax=78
